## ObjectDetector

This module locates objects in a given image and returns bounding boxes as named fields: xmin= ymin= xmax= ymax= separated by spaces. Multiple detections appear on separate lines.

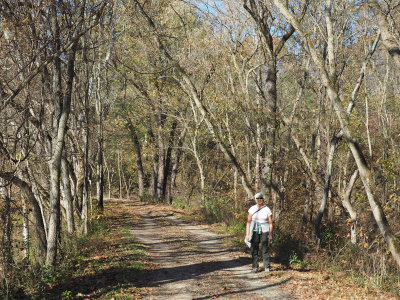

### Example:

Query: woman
xmin=245 ymin=192 xmax=273 ymax=273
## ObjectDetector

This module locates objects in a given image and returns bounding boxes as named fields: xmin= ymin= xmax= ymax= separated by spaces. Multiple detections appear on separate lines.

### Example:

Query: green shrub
xmin=139 ymin=193 xmax=156 ymax=203
xmin=88 ymin=216 xmax=109 ymax=236
xmin=39 ymin=266 xmax=58 ymax=286
xmin=201 ymin=196 xmax=236 ymax=224
xmin=61 ymin=290 xmax=73 ymax=299
xmin=226 ymin=219 xmax=245 ymax=235
xmin=289 ymin=251 xmax=308 ymax=269
xmin=319 ymin=225 xmax=337 ymax=249
xmin=222 ymin=219 xmax=247 ymax=251
xmin=172 ymin=197 xmax=186 ymax=209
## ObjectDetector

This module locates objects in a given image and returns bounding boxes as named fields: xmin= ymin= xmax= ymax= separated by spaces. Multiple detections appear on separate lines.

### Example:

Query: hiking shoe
xmin=251 ymin=268 xmax=258 ymax=273
xmin=265 ymin=268 xmax=270 ymax=273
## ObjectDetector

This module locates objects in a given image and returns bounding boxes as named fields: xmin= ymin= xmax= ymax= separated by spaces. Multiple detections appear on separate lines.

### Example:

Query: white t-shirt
xmin=248 ymin=205 xmax=272 ymax=223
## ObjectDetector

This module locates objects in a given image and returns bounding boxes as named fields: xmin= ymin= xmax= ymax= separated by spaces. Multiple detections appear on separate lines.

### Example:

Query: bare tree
xmin=271 ymin=0 xmax=400 ymax=268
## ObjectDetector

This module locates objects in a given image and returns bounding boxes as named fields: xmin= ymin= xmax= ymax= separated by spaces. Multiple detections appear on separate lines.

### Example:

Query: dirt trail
xmin=130 ymin=199 xmax=292 ymax=299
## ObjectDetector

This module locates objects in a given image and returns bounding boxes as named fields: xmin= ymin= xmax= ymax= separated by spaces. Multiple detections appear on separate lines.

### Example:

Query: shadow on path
xmin=144 ymin=257 xmax=251 ymax=286
xmin=45 ymin=257 xmax=292 ymax=299
xmin=193 ymin=277 xmax=293 ymax=300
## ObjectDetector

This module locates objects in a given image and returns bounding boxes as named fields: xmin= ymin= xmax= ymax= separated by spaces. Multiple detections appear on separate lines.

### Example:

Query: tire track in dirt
xmin=130 ymin=200 xmax=292 ymax=299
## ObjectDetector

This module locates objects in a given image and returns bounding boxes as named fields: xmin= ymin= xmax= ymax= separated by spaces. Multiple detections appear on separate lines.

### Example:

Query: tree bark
xmin=0 ymin=173 xmax=47 ymax=263
xmin=315 ymin=134 xmax=340 ymax=233
xmin=0 ymin=181 xmax=13 ymax=294
xmin=96 ymin=94 xmax=104 ymax=210
xmin=23 ymin=168 xmax=48 ymax=262
xmin=61 ymin=157 xmax=75 ymax=234
xmin=367 ymin=0 xmax=400 ymax=69
xmin=147 ymin=122 xmax=158 ymax=199
xmin=47 ymin=1 xmax=80 ymax=265
xmin=261 ymin=60 xmax=277 ymax=198
xmin=343 ymin=170 xmax=358 ymax=244
xmin=156 ymin=111 xmax=166 ymax=202
xmin=117 ymin=151 xmax=123 ymax=199
xmin=81 ymin=61 xmax=91 ymax=234
xmin=168 ymin=126 xmax=187 ymax=203
xmin=126 ymin=119 xmax=145 ymax=198
xmin=46 ymin=4 xmax=63 ymax=266
xmin=67 ymin=130 xmax=84 ymax=214
xmin=22 ymin=195 xmax=29 ymax=260
xmin=162 ymin=119 xmax=178 ymax=203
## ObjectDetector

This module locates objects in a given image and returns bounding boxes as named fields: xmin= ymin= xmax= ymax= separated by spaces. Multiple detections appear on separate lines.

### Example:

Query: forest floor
xmin=48 ymin=198 xmax=399 ymax=299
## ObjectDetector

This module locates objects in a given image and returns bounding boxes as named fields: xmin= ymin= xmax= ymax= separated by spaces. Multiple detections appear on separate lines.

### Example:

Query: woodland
xmin=1 ymin=0 xmax=400 ymax=298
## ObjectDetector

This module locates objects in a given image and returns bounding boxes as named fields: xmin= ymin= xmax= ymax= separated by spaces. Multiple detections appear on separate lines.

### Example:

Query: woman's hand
xmin=245 ymin=234 xmax=250 ymax=242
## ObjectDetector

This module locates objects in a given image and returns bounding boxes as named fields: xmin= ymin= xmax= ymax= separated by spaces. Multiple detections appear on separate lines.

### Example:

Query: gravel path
xmin=130 ymin=200 xmax=292 ymax=299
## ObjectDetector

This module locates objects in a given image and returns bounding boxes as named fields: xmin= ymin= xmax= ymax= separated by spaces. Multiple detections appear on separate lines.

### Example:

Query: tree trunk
xmin=0 ymin=182 xmax=13 ymax=295
xmin=26 ymin=164 xmax=48 ymax=246
xmin=365 ymin=93 xmax=372 ymax=158
xmin=16 ymin=173 xmax=48 ymax=263
xmin=117 ymin=151 xmax=123 ymax=199
xmin=61 ymin=158 xmax=75 ymax=234
xmin=315 ymin=135 xmax=340 ymax=234
xmin=156 ymin=111 xmax=166 ymax=202
xmin=162 ymin=119 xmax=177 ymax=203
xmin=303 ymin=176 xmax=311 ymax=224
xmin=343 ymin=170 xmax=358 ymax=244
xmin=94 ymin=15 xmax=116 ymax=208
xmin=193 ymin=140 xmax=205 ymax=203
xmin=261 ymin=60 xmax=278 ymax=199
xmin=147 ymin=123 xmax=158 ymax=199
xmin=67 ymin=130 xmax=84 ymax=214
xmin=46 ymin=4 xmax=63 ymax=266
xmin=104 ymin=158 xmax=113 ymax=199
xmin=367 ymin=0 xmax=400 ymax=69
xmin=81 ymin=99 xmax=90 ymax=235
xmin=126 ymin=120 xmax=145 ymax=198
xmin=168 ymin=126 xmax=187 ymax=204
xmin=22 ymin=196 xmax=29 ymax=260
xmin=96 ymin=97 xmax=104 ymax=210
xmin=253 ymin=133 xmax=261 ymax=190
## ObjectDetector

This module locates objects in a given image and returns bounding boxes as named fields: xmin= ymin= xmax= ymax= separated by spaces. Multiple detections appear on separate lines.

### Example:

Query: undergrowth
xmin=327 ymin=242 xmax=400 ymax=296
xmin=5 ymin=212 xmax=146 ymax=300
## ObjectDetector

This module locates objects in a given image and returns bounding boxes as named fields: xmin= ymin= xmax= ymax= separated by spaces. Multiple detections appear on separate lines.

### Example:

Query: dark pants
xmin=251 ymin=231 xmax=270 ymax=269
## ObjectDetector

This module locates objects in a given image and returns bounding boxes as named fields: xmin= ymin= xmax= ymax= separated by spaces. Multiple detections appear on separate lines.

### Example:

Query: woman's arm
xmin=245 ymin=213 xmax=252 ymax=241
xmin=268 ymin=215 xmax=273 ymax=242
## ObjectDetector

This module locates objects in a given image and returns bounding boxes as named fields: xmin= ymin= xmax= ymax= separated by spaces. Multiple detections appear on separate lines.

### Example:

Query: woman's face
xmin=255 ymin=196 xmax=264 ymax=205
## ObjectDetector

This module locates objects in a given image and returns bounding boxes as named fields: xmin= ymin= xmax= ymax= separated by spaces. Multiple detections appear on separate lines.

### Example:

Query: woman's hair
xmin=254 ymin=192 xmax=265 ymax=201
